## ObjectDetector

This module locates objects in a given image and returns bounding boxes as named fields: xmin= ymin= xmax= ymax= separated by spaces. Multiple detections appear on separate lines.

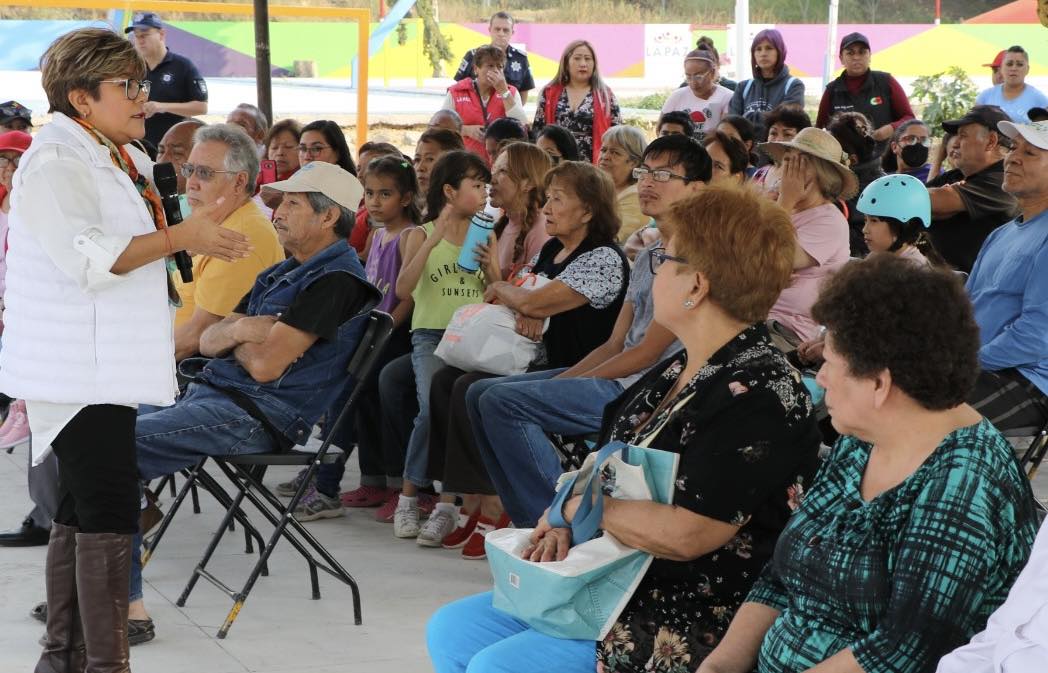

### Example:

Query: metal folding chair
xmin=174 ymin=309 xmax=393 ymax=638
xmin=1007 ymin=419 xmax=1048 ymax=480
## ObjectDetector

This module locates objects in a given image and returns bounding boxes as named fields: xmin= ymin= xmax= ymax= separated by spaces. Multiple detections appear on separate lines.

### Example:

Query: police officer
xmin=125 ymin=12 xmax=208 ymax=148
xmin=453 ymin=11 xmax=535 ymax=104
xmin=816 ymin=32 xmax=915 ymax=157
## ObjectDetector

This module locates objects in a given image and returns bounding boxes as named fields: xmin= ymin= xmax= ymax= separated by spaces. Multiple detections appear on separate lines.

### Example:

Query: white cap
xmin=264 ymin=161 xmax=364 ymax=211
xmin=998 ymin=120 xmax=1048 ymax=151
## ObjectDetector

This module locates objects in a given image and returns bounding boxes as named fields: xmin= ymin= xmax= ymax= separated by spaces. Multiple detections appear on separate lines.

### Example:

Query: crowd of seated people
xmin=5 ymin=19 xmax=1048 ymax=673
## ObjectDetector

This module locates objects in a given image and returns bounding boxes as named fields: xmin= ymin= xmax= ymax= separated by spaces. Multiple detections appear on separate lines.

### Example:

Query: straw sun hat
xmin=761 ymin=127 xmax=860 ymax=200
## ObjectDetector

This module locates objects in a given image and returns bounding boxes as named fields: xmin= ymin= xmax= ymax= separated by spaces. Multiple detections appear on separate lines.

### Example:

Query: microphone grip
xmin=174 ymin=250 xmax=193 ymax=283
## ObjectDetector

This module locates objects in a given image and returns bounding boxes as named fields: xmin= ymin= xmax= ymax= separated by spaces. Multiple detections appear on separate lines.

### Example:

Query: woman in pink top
xmin=0 ymin=130 xmax=33 ymax=450
xmin=486 ymin=142 xmax=552 ymax=279
xmin=761 ymin=127 xmax=855 ymax=349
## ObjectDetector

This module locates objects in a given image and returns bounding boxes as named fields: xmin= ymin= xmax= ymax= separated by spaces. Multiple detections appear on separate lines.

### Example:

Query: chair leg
xmin=216 ymin=460 xmax=363 ymax=627
xmin=1028 ymin=431 xmax=1048 ymax=480
xmin=192 ymin=469 xmax=268 ymax=574
xmin=176 ymin=481 xmax=249 ymax=608
xmin=142 ymin=459 xmax=207 ymax=567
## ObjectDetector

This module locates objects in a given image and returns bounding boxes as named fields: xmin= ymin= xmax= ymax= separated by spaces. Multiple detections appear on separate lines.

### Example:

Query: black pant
xmin=52 ymin=404 xmax=139 ymax=535
xmin=969 ymin=368 xmax=1048 ymax=433
xmin=427 ymin=366 xmax=497 ymax=495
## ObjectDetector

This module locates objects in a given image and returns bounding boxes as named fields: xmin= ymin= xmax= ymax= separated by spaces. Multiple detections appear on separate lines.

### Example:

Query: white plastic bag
xmin=433 ymin=275 xmax=552 ymax=375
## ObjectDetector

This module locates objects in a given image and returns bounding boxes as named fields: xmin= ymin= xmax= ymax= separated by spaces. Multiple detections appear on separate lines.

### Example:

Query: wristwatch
xmin=498 ymin=89 xmax=512 ymax=100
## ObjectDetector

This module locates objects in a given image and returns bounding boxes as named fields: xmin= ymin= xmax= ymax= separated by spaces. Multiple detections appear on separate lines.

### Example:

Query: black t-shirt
xmin=145 ymin=49 xmax=208 ymax=146
xmin=454 ymin=44 xmax=535 ymax=93
xmin=927 ymin=160 xmax=1018 ymax=273
xmin=232 ymin=271 xmax=370 ymax=341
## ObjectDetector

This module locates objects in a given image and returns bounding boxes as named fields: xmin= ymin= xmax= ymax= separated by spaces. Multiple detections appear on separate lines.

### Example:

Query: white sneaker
xmin=393 ymin=503 xmax=420 ymax=538
xmin=416 ymin=507 xmax=457 ymax=547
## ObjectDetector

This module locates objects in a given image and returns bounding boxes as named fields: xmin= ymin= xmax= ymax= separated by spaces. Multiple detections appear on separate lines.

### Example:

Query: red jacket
xmin=448 ymin=78 xmax=518 ymax=162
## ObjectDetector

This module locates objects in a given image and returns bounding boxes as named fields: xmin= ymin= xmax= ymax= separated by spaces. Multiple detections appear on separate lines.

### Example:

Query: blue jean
xmin=130 ymin=384 xmax=281 ymax=602
xmin=467 ymin=370 xmax=624 ymax=527
xmin=401 ymin=328 xmax=445 ymax=487
xmin=427 ymin=592 xmax=595 ymax=673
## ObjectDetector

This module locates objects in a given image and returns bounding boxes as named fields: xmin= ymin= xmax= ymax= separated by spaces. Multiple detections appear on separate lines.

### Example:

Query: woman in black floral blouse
xmin=427 ymin=185 xmax=822 ymax=673
xmin=532 ymin=39 xmax=622 ymax=164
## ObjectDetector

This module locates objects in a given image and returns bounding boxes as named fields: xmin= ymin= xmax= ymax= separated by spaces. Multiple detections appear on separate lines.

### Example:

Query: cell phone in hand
xmin=259 ymin=159 xmax=278 ymax=185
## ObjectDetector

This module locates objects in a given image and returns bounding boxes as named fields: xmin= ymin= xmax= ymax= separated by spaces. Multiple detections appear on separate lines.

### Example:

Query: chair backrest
xmin=343 ymin=310 xmax=395 ymax=400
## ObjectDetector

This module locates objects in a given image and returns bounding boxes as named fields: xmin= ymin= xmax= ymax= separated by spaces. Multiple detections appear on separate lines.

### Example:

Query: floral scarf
xmin=72 ymin=116 xmax=166 ymax=231
xmin=72 ymin=116 xmax=180 ymax=305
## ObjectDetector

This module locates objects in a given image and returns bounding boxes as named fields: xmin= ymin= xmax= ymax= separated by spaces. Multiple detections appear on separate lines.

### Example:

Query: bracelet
xmin=162 ymin=227 xmax=173 ymax=256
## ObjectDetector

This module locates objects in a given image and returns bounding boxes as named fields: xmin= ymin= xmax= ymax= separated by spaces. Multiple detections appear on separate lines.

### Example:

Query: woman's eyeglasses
xmin=180 ymin=163 xmax=236 ymax=181
xmin=898 ymin=136 xmax=932 ymax=148
xmin=99 ymin=79 xmax=151 ymax=101
xmin=298 ymin=144 xmax=331 ymax=156
xmin=649 ymin=247 xmax=689 ymax=275
xmin=0 ymin=156 xmax=20 ymax=168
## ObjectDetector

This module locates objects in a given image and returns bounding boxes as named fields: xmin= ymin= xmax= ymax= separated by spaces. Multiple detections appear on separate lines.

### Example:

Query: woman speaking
xmin=0 ymin=28 xmax=249 ymax=672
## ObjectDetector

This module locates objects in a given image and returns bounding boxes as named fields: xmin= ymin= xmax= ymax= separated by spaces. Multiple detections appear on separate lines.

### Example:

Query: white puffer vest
xmin=0 ymin=114 xmax=177 ymax=406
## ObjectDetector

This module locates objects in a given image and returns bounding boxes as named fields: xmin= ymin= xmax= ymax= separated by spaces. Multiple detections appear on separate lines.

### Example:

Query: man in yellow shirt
xmin=175 ymin=124 xmax=285 ymax=360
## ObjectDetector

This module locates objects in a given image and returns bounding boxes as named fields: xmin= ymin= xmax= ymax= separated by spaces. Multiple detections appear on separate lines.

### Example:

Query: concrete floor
xmin=1 ymin=436 xmax=1046 ymax=673
xmin=0 ymin=438 xmax=492 ymax=673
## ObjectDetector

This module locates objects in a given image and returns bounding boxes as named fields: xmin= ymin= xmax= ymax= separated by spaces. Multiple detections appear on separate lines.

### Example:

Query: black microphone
xmin=153 ymin=162 xmax=193 ymax=283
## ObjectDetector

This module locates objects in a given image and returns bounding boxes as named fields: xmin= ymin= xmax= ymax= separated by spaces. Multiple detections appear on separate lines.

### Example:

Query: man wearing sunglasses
xmin=125 ymin=12 xmax=208 ymax=148
xmin=175 ymin=124 xmax=285 ymax=362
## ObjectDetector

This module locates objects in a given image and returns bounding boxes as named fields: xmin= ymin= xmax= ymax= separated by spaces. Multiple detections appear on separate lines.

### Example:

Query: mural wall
xmin=0 ymin=19 xmax=1045 ymax=84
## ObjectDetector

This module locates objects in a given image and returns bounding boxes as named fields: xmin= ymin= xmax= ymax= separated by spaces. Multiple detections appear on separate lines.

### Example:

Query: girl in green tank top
xmin=397 ymin=151 xmax=496 ymax=330
xmin=392 ymin=150 xmax=497 ymax=514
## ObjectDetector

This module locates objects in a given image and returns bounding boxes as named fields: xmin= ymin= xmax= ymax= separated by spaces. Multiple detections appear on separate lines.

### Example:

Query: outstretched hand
xmin=176 ymin=197 xmax=252 ymax=262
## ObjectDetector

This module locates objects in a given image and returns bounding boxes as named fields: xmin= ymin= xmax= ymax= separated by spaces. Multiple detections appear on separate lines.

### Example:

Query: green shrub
xmin=910 ymin=67 xmax=979 ymax=137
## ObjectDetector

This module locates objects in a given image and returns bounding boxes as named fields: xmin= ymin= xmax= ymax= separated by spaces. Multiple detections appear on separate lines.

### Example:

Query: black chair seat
xmin=220 ymin=451 xmax=342 ymax=466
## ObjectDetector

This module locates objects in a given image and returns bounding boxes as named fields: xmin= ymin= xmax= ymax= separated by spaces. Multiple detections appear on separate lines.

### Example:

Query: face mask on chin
xmin=900 ymin=143 xmax=929 ymax=168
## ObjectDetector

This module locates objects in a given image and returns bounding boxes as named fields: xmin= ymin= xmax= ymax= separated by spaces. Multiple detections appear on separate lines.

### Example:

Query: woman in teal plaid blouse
xmin=699 ymin=255 xmax=1039 ymax=673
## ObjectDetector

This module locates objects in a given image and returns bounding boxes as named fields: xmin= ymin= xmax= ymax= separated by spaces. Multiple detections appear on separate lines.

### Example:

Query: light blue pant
xmin=427 ymin=592 xmax=595 ymax=673
xmin=402 ymin=328 xmax=445 ymax=487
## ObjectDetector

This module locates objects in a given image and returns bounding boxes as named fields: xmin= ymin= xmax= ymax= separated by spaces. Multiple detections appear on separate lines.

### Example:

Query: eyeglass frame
xmin=180 ymin=162 xmax=237 ymax=181
xmin=897 ymin=135 xmax=932 ymax=148
xmin=632 ymin=166 xmax=691 ymax=183
xmin=648 ymin=246 xmax=689 ymax=275
xmin=0 ymin=155 xmax=20 ymax=168
xmin=298 ymin=143 xmax=332 ymax=156
xmin=99 ymin=78 xmax=151 ymax=101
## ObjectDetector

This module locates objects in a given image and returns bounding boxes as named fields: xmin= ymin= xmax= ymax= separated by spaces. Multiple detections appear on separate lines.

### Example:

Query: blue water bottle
xmin=457 ymin=211 xmax=496 ymax=273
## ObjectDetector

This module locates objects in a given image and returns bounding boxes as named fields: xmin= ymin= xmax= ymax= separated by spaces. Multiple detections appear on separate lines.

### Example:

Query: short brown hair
xmin=545 ymin=160 xmax=620 ymax=245
xmin=669 ymin=185 xmax=796 ymax=323
xmin=264 ymin=118 xmax=302 ymax=150
xmin=473 ymin=45 xmax=507 ymax=70
xmin=811 ymin=254 xmax=979 ymax=410
xmin=40 ymin=28 xmax=145 ymax=118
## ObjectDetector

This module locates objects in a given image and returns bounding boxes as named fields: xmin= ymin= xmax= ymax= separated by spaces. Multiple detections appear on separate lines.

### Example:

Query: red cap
xmin=0 ymin=130 xmax=31 ymax=154
xmin=984 ymin=50 xmax=1006 ymax=68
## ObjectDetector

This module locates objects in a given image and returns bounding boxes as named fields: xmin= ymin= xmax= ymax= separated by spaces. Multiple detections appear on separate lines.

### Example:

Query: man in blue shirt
xmin=967 ymin=119 xmax=1048 ymax=431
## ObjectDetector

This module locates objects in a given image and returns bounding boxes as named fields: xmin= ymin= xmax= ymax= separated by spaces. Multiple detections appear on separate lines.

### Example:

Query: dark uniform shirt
xmin=454 ymin=44 xmax=535 ymax=94
xmin=145 ymin=49 xmax=208 ymax=147
xmin=926 ymin=161 xmax=1019 ymax=273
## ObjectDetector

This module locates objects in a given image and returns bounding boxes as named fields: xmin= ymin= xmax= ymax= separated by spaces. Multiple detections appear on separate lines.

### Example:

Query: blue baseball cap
xmin=124 ymin=12 xmax=163 ymax=33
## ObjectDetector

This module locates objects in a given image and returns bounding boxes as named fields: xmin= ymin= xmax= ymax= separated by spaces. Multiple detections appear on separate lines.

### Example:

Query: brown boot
xmin=75 ymin=533 xmax=132 ymax=673
xmin=35 ymin=522 xmax=86 ymax=673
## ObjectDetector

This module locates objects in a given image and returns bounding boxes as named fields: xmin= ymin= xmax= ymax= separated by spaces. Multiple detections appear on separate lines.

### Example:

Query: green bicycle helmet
xmin=856 ymin=174 xmax=931 ymax=228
